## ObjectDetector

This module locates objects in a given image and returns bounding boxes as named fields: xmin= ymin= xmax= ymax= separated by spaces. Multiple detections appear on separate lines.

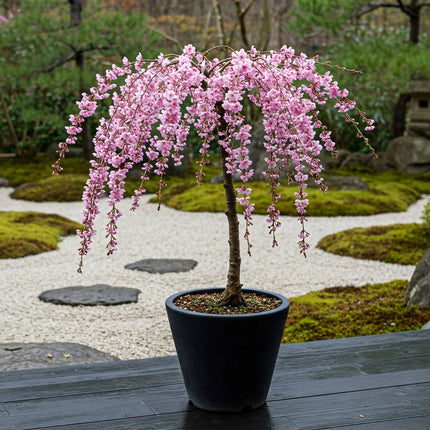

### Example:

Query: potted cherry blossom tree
xmin=53 ymin=45 xmax=375 ymax=412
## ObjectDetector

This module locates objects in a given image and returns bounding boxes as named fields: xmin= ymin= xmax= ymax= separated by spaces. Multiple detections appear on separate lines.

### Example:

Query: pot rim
xmin=165 ymin=287 xmax=289 ymax=319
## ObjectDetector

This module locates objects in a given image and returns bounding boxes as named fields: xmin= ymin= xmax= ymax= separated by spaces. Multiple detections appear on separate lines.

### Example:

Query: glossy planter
xmin=165 ymin=288 xmax=290 ymax=412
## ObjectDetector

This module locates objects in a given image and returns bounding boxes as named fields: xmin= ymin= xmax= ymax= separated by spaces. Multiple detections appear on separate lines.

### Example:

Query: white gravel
xmin=0 ymin=187 xmax=427 ymax=359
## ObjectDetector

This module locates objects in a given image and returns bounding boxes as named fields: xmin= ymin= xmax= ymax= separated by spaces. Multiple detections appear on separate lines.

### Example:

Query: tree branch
xmin=40 ymin=44 xmax=112 ymax=73
xmin=357 ymin=0 xmax=430 ymax=18
xmin=356 ymin=2 xmax=401 ymax=18
xmin=256 ymin=0 xmax=271 ymax=51
xmin=233 ymin=0 xmax=252 ymax=49
xmin=145 ymin=25 xmax=182 ymax=51
xmin=212 ymin=0 xmax=226 ymax=46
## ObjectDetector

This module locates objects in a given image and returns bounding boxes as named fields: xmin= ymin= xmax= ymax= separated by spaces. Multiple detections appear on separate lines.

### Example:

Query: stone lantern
xmin=405 ymin=80 xmax=430 ymax=138
xmin=384 ymin=79 xmax=430 ymax=174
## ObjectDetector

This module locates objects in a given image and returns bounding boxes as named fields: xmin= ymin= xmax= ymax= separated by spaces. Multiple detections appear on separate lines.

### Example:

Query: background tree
xmin=102 ymin=0 xmax=294 ymax=51
xmin=0 ymin=0 xmax=158 ymax=156
xmin=287 ymin=0 xmax=430 ymax=152
xmin=357 ymin=0 xmax=430 ymax=44
xmin=289 ymin=0 xmax=430 ymax=46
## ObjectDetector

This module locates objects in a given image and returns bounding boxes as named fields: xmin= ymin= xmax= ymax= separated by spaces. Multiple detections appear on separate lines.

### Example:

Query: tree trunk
xmin=409 ymin=8 xmax=420 ymax=44
xmin=69 ymin=0 xmax=81 ymax=26
xmin=69 ymin=0 xmax=93 ymax=159
xmin=0 ymin=91 xmax=22 ymax=157
xmin=215 ymin=102 xmax=245 ymax=307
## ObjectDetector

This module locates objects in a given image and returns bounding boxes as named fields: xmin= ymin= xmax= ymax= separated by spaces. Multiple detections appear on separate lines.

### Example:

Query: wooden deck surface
xmin=0 ymin=330 xmax=429 ymax=429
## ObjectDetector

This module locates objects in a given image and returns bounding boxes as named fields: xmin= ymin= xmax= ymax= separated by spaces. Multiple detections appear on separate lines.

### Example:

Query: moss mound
xmin=0 ymin=211 xmax=81 ymax=258
xmin=10 ymin=174 xmax=88 ymax=202
xmin=0 ymin=155 xmax=90 ymax=187
xmin=317 ymin=223 xmax=430 ymax=265
xmin=2 ymin=155 xmax=429 ymax=214
xmin=154 ymin=179 xmax=421 ymax=216
xmin=283 ymin=280 xmax=430 ymax=344
xmin=330 ymin=167 xmax=430 ymax=195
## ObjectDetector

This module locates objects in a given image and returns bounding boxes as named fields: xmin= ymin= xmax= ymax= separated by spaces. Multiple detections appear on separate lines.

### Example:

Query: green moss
xmin=2 ymin=156 xmax=428 ymax=215
xmin=283 ymin=281 xmax=430 ymax=344
xmin=10 ymin=174 xmax=88 ymax=202
xmin=317 ymin=223 xmax=430 ymax=265
xmin=422 ymin=198 xmax=430 ymax=225
xmin=329 ymin=168 xmax=430 ymax=194
xmin=154 ymin=179 xmax=421 ymax=217
xmin=0 ymin=155 xmax=90 ymax=187
xmin=0 ymin=211 xmax=82 ymax=258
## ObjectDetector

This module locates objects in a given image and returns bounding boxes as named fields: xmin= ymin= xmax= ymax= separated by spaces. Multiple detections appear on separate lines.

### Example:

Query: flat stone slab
xmin=39 ymin=284 xmax=141 ymax=306
xmin=0 ymin=342 xmax=119 ymax=371
xmin=125 ymin=258 xmax=198 ymax=274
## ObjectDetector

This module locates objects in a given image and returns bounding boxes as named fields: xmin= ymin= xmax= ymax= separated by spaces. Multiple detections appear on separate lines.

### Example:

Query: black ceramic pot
xmin=165 ymin=288 xmax=290 ymax=412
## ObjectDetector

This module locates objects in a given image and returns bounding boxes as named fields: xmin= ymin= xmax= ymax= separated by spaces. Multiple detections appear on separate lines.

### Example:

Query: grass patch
xmin=0 ymin=211 xmax=82 ymax=258
xmin=283 ymin=280 xmax=430 ymax=344
xmin=317 ymin=223 xmax=430 ymax=265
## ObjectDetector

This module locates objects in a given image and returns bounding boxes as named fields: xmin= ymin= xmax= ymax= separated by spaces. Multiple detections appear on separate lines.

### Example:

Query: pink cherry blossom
xmin=53 ymin=45 xmax=375 ymax=272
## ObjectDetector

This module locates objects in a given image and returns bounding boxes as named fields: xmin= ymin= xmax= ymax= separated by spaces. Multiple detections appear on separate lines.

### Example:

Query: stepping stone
xmin=125 ymin=258 xmax=198 ymax=274
xmin=39 ymin=284 xmax=141 ymax=306
xmin=0 ymin=342 xmax=119 ymax=371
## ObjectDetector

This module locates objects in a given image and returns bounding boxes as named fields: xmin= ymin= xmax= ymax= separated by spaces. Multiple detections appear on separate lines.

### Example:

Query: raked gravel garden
xmin=0 ymin=186 xmax=428 ymax=360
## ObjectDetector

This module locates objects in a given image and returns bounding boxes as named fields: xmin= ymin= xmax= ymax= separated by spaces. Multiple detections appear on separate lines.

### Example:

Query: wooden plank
xmin=0 ymin=355 xmax=180 ymax=384
xmin=2 ymin=331 xmax=426 ymax=385
xmin=284 ymin=330 xmax=430 ymax=353
xmin=2 ymin=383 xmax=428 ymax=430
xmin=275 ymin=333 xmax=430 ymax=368
xmin=0 ymin=331 xmax=428 ymax=430
xmin=274 ymin=333 xmax=430 ymax=380
xmin=13 ymin=406 xmax=299 ymax=430
xmin=3 ymin=362 xmax=426 ymax=411
xmin=0 ymin=366 xmax=184 ymax=403
xmin=320 ymin=415 xmax=430 ymax=430
xmin=3 ymin=331 xmax=427 ymax=394
xmin=1 ymin=331 xmax=426 ymax=389
xmin=274 ymin=354 xmax=429 ymax=383
xmin=3 ymin=344 xmax=428 ymax=405
xmin=1 ymin=388 xmax=161 ymax=430
xmin=269 ymin=368 xmax=430 ymax=400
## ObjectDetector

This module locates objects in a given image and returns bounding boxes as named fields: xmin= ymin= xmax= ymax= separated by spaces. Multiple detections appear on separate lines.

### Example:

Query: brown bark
xmin=215 ymin=101 xmax=246 ymax=307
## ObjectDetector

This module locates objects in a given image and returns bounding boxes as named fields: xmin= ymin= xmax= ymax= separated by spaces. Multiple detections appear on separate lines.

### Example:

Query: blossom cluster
xmin=53 ymin=44 xmax=374 ymax=271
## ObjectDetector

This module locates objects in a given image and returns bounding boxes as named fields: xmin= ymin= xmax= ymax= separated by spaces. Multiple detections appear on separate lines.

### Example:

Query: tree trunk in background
xmin=69 ymin=0 xmax=93 ymax=159
xmin=357 ymin=0 xmax=429 ymax=45
xmin=408 ymin=2 xmax=420 ymax=44
xmin=0 ymin=91 xmax=22 ymax=156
